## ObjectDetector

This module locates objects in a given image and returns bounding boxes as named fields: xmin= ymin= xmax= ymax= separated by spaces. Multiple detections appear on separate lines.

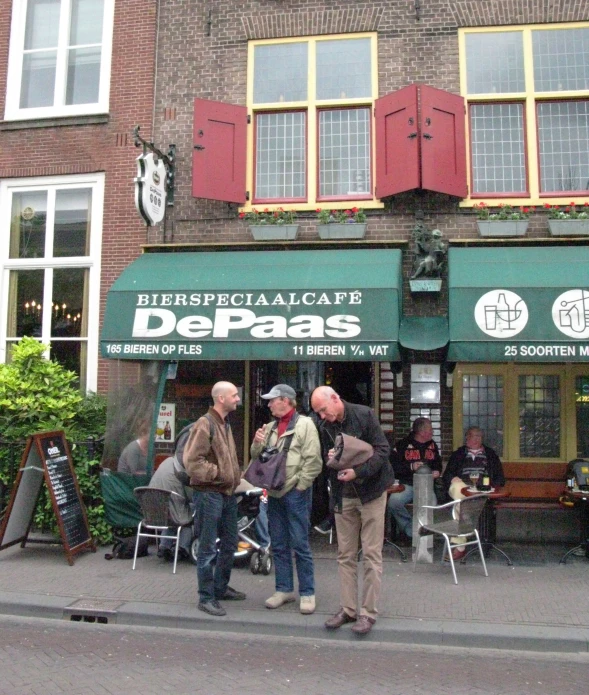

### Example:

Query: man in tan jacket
xmin=250 ymin=384 xmax=322 ymax=615
xmin=183 ymin=381 xmax=245 ymax=617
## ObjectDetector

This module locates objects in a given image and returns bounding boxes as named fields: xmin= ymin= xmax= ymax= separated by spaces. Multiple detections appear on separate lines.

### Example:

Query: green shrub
xmin=0 ymin=338 xmax=111 ymax=544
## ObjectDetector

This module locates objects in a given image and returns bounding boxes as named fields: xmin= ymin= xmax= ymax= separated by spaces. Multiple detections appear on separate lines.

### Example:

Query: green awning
xmin=101 ymin=249 xmax=402 ymax=361
xmin=448 ymin=247 xmax=589 ymax=362
xmin=399 ymin=316 xmax=449 ymax=351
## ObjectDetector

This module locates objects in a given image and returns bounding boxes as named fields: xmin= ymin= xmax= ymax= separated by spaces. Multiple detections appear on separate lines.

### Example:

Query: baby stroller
xmin=189 ymin=484 xmax=273 ymax=575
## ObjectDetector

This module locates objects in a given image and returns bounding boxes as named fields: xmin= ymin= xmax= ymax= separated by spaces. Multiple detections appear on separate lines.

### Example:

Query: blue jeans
xmin=268 ymin=487 xmax=314 ymax=596
xmin=387 ymin=484 xmax=414 ymax=537
xmin=192 ymin=491 xmax=238 ymax=602
xmin=255 ymin=497 xmax=270 ymax=549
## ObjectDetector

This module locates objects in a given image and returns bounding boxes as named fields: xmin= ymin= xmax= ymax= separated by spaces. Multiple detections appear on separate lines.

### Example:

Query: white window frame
xmin=0 ymin=173 xmax=104 ymax=392
xmin=4 ymin=0 xmax=115 ymax=121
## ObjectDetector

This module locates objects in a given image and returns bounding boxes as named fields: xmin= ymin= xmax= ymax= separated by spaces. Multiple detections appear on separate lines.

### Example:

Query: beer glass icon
xmin=484 ymin=293 xmax=522 ymax=332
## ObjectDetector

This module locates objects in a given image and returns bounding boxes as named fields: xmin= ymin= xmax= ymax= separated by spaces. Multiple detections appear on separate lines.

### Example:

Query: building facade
xmin=4 ymin=2 xmax=588 ymax=530
xmin=0 ymin=0 xmax=157 ymax=393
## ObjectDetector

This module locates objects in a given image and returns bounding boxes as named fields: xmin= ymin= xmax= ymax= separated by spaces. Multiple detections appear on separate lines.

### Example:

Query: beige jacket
xmin=249 ymin=413 xmax=322 ymax=498
xmin=183 ymin=407 xmax=241 ymax=496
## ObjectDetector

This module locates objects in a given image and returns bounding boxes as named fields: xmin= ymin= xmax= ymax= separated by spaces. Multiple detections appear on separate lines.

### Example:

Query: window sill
xmin=0 ymin=114 xmax=110 ymax=131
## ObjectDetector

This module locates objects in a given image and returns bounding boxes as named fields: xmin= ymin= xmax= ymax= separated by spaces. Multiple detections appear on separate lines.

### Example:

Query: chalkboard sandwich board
xmin=0 ymin=431 xmax=96 ymax=565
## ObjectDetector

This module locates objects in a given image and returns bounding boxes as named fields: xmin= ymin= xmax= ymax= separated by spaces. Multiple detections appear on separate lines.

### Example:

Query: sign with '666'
xmin=135 ymin=152 xmax=167 ymax=225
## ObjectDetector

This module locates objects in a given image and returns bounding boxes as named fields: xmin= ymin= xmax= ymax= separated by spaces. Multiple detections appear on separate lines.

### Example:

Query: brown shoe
xmin=451 ymin=547 xmax=466 ymax=562
xmin=351 ymin=615 xmax=375 ymax=635
xmin=324 ymin=608 xmax=356 ymax=630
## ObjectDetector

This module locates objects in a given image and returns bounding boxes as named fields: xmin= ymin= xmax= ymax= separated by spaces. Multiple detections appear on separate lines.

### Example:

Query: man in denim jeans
xmin=183 ymin=381 xmax=245 ymax=617
xmin=249 ymin=384 xmax=322 ymax=615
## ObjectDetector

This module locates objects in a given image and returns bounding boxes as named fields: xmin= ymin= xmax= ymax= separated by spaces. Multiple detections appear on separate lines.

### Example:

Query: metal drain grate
xmin=63 ymin=598 xmax=124 ymax=624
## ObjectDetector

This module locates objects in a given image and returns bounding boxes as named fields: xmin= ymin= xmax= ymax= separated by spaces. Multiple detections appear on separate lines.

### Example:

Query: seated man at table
xmin=388 ymin=418 xmax=442 ymax=545
xmin=442 ymin=426 xmax=506 ymax=561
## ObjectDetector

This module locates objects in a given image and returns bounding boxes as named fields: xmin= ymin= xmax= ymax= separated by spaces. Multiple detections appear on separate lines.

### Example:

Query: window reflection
xmin=54 ymin=188 xmax=91 ymax=256
xmin=9 ymin=191 xmax=47 ymax=259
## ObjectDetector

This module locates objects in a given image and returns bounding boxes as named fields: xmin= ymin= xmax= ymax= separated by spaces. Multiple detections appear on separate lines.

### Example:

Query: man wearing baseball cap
xmin=248 ymin=384 xmax=322 ymax=615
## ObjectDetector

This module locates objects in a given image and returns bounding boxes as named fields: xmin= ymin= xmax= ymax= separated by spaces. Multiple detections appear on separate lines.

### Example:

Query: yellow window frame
xmin=243 ymin=33 xmax=384 ymax=214
xmin=453 ymin=363 xmax=586 ymax=462
xmin=458 ymin=22 xmax=589 ymax=208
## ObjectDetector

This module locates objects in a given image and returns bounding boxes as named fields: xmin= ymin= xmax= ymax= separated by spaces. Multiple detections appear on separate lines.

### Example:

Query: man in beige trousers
xmin=311 ymin=386 xmax=393 ymax=636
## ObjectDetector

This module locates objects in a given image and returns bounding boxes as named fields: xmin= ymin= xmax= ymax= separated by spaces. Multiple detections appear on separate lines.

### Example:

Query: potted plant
xmin=316 ymin=207 xmax=367 ymax=239
xmin=544 ymin=202 xmax=589 ymax=236
xmin=239 ymin=207 xmax=298 ymax=240
xmin=474 ymin=202 xmax=531 ymax=237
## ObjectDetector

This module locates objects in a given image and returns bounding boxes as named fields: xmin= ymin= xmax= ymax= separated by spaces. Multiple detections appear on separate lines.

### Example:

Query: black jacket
xmin=442 ymin=444 xmax=506 ymax=490
xmin=317 ymin=401 xmax=393 ymax=512
xmin=391 ymin=434 xmax=442 ymax=486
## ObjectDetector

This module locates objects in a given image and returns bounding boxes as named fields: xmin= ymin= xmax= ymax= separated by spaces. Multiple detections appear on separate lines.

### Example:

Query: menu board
xmin=0 ymin=431 xmax=95 ymax=565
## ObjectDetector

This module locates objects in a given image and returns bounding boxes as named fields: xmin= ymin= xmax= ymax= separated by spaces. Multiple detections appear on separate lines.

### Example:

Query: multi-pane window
xmin=249 ymin=35 xmax=376 ymax=206
xmin=5 ymin=0 xmax=114 ymax=120
xmin=518 ymin=375 xmax=560 ymax=458
xmin=0 ymin=176 xmax=103 ymax=391
xmin=461 ymin=374 xmax=504 ymax=455
xmin=456 ymin=366 xmax=574 ymax=461
xmin=462 ymin=24 xmax=589 ymax=200
xmin=575 ymin=376 xmax=589 ymax=458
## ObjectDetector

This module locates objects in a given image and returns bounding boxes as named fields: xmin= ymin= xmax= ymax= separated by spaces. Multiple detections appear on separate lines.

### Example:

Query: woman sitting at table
xmin=442 ymin=426 xmax=505 ymax=561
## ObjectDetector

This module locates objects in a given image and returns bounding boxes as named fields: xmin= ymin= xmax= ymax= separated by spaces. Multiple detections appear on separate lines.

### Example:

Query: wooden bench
xmin=497 ymin=462 xmax=567 ymax=509
xmin=493 ymin=462 xmax=575 ymax=543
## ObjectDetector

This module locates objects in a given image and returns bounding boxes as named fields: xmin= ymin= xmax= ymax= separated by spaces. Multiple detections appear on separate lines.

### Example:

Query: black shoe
xmin=216 ymin=586 xmax=246 ymax=601
xmin=394 ymin=534 xmax=412 ymax=548
xmin=198 ymin=600 xmax=227 ymax=616
xmin=157 ymin=547 xmax=174 ymax=562
xmin=314 ymin=519 xmax=332 ymax=535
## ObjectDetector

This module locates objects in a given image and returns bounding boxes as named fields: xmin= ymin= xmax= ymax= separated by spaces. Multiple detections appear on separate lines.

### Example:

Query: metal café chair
xmin=414 ymin=494 xmax=489 ymax=584
xmin=133 ymin=486 xmax=191 ymax=574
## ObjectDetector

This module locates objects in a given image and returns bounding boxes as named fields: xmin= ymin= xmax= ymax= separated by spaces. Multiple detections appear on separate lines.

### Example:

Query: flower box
xmin=249 ymin=224 xmax=299 ymax=241
xmin=476 ymin=220 xmax=528 ymax=237
xmin=548 ymin=219 xmax=589 ymax=236
xmin=317 ymin=223 xmax=367 ymax=239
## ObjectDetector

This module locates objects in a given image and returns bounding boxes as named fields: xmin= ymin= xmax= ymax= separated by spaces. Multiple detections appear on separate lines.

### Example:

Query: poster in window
xmin=155 ymin=403 xmax=175 ymax=442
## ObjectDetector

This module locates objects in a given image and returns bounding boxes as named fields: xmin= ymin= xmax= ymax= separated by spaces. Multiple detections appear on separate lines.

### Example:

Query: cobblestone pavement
xmin=1 ymin=615 xmax=588 ymax=695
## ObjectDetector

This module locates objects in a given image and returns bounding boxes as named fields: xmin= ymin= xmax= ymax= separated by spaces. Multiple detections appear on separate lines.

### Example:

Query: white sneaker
xmin=265 ymin=591 xmax=296 ymax=609
xmin=300 ymin=595 xmax=316 ymax=614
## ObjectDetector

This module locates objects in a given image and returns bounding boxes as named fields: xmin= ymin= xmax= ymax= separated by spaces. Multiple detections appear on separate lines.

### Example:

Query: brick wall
xmin=0 ymin=0 xmax=158 ymax=393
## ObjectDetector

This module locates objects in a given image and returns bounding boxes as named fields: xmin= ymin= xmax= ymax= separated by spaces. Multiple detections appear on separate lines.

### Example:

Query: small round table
xmin=460 ymin=486 xmax=513 ymax=566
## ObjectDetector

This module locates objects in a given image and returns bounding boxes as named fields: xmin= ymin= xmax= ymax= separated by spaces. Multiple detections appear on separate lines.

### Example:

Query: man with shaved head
xmin=311 ymin=386 xmax=392 ymax=636
xmin=183 ymin=381 xmax=245 ymax=616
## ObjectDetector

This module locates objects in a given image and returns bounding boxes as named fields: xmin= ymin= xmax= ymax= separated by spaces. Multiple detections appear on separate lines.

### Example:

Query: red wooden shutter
xmin=420 ymin=85 xmax=467 ymax=198
xmin=375 ymin=85 xmax=420 ymax=198
xmin=192 ymin=99 xmax=247 ymax=204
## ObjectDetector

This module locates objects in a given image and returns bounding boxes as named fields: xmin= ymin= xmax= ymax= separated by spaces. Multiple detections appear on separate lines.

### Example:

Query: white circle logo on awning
xmin=552 ymin=290 xmax=589 ymax=339
xmin=474 ymin=290 xmax=528 ymax=338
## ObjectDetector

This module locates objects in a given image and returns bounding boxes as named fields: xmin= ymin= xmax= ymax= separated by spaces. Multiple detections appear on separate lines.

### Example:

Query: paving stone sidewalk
xmin=1 ymin=535 xmax=588 ymax=652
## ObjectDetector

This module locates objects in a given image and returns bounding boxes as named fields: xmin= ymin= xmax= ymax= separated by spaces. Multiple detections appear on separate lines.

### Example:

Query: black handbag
xmin=244 ymin=416 xmax=298 ymax=491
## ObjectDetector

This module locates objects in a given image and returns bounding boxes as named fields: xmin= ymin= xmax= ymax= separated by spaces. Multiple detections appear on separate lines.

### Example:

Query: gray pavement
xmin=1 ymin=534 xmax=588 ymax=653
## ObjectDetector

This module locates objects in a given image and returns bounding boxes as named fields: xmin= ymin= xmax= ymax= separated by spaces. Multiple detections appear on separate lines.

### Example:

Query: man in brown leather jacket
xmin=183 ymin=381 xmax=245 ymax=616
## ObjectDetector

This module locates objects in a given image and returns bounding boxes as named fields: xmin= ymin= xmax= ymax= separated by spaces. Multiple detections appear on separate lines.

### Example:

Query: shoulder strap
xmin=281 ymin=413 xmax=299 ymax=453
xmin=203 ymin=413 xmax=215 ymax=444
